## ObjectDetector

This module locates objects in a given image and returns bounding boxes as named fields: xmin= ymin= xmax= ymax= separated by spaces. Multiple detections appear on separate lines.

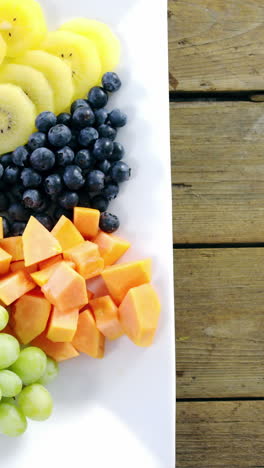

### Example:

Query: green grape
xmin=17 ymin=384 xmax=53 ymax=421
xmin=0 ymin=334 xmax=20 ymax=370
xmin=10 ymin=347 xmax=47 ymax=385
xmin=2 ymin=397 xmax=16 ymax=406
xmin=38 ymin=357 xmax=59 ymax=385
xmin=0 ymin=306 xmax=9 ymax=331
xmin=0 ymin=370 xmax=22 ymax=397
xmin=0 ymin=403 xmax=27 ymax=437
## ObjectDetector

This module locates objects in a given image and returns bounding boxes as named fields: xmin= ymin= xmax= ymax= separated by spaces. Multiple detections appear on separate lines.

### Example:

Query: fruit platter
xmin=0 ymin=0 xmax=174 ymax=467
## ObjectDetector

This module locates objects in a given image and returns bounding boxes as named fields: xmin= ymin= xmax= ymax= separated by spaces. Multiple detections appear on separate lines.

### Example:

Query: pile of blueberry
xmin=0 ymin=72 xmax=131 ymax=237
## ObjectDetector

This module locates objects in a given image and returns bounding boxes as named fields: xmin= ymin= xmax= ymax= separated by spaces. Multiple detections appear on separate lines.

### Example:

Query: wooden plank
xmin=175 ymin=247 xmax=264 ymax=398
xmin=168 ymin=0 xmax=264 ymax=92
xmin=177 ymin=400 xmax=264 ymax=468
xmin=171 ymin=101 xmax=264 ymax=244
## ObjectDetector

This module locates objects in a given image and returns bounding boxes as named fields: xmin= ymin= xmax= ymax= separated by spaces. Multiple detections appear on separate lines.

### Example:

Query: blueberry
xmin=58 ymin=191 xmax=79 ymax=210
xmin=108 ymin=142 xmax=125 ymax=161
xmin=44 ymin=174 xmax=63 ymax=196
xmin=99 ymin=212 xmax=120 ymax=233
xmin=0 ymin=163 xmax=3 ymax=179
xmin=63 ymin=165 xmax=85 ymax=191
xmin=68 ymin=130 xmax=80 ymax=151
xmin=56 ymin=146 xmax=75 ymax=167
xmin=78 ymin=127 xmax=98 ymax=147
xmin=11 ymin=222 xmax=26 ymax=236
xmin=34 ymin=214 xmax=54 ymax=231
xmin=93 ymin=138 xmax=114 ymax=161
xmin=98 ymin=124 xmax=117 ymax=141
xmin=110 ymin=161 xmax=131 ymax=183
xmin=102 ymin=72 xmax=122 ymax=93
xmin=70 ymin=99 xmax=89 ymax=114
xmin=8 ymin=203 xmax=29 ymax=222
xmin=12 ymin=146 xmax=29 ymax=167
xmin=21 ymin=168 xmax=42 ymax=188
xmin=72 ymin=106 xmax=95 ymax=129
xmin=86 ymin=170 xmax=105 ymax=192
xmin=96 ymin=159 xmax=111 ymax=175
xmin=34 ymin=198 xmax=48 ymax=213
xmin=36 ymin=111 xmax=57 ymax=133
xmin=11 ymin=184 xmax=24 ymax=201
xmin=57 ymin=112 xmax=72 ymax=126
xmin=77 ymin=190 xmax=91 ymax=208
xmin=88 ymin=87 xmax=108 ymax=109
xmin=108 ymin=109 xmax=127 ymax=128
xmin=28 ymin=132 xmax=47 ymax=151
xmin=94 ymin=108 xmax=108 ymax=126
xmin=2 ymin=217 xmax=9 ymax=237
xmin=0 ymin=181 xmax=7 ymax=191
xmin=3 ymin=165 xmax=20 ymax=184
xmin=74 ymin=149 xmax=93 ymax=171
xmin=48 ymin=124 xmax=72 ymax=148
xmin=0 ymin=193 xmax=9 ymax=210
xmin=1 ymin=153 xmax=12 ymax=168
xmin=53 ymin=207 xmax=72 ymax=221
xmin=30 ymin=148 xmax=55 ymax=172
xmin=91 ymin=195 xmax=109 ymax=212
xmin=103 ymin=183 xmax=119 ymax=200
xmin=23 ymin=189 xmax=42 ymax=209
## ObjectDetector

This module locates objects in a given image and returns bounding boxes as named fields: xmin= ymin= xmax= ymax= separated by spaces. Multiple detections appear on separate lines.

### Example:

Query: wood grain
xmin=177 ymin=400 xmax=264 ymax=467
xmin=168 ymin=0 xmax=264 ymax=92
xmin=175 ymin=247 xmax=264 ymax=398
xmin=171 ymin=101 xmax=264 ymax=244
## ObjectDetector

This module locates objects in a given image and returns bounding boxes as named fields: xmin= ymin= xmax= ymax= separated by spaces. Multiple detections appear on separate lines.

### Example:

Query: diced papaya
xmin=0 ymin=237 xmax=24 ymax=261
xmin=93 ymin=231 xmax=130 ymax=267
xmin=90 ymin=295 xmax=123 ymax=340
xmin=47 ymin=307 xmax=79 ymax=343
xmin=0 ymin=270 xmax=36 ymax=306
xmin=63 ymin=241 xmax=104 ymax=280
xmin=10 ymin=260 xmax=38 ymax=275
xmin=119 ymin=284 xmax=161 ymax=347
xmin=87 ymin=289 xmax=94 ymax=300
xmin=31 ymin=332 xmax=79 ymax=362
xmin=51 ymin=215 xmax=84 ymax=251
xmin=42 ymin=262 xmax=88 ymax=311
xmin=22 ymin=216 xmax=62 ymax=266
xmin=31 ymin=260 xmax=75 ymax=287
xmin=11 ymin=290 xmax=51 ymax=345
xmin=101 ymin=259 xmax=152 ymax=305
xmin=72 ymin=308 xmax=105 ymax=358
xmin=0 ymin=247 xmax=12 ymax=275
xmin=73 ymin=207 xmax=100 ymax=239
xmin=38 ymin=254 xmax=63 ymax=270
xmin=0 ymin=217 xmax=3 ymax=240
xmin=1 ymin=324 xmax=17 ymax=338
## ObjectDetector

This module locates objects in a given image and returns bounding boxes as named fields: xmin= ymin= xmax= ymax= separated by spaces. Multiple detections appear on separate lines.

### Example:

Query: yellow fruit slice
xmin=60 ymin=18 xmax=121 ymax=74
xmin=0 ymin=84 xmax=36 ymax=154
xmin=42 ymin=31 xmax=101 ymax=100
xmin=0 ymin=35 xmax=6 ymax=65
xmin=0 ymin=64 xmax=54 ymax=114
xmin=0 ymin=0 xmax=47 ymax=57
xmin=15 ymin=50 xmax=73 ymax=114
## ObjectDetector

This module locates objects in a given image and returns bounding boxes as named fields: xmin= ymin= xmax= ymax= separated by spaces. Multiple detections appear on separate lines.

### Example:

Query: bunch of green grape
xmin=0 ymin=306 xmax=59 ymax=437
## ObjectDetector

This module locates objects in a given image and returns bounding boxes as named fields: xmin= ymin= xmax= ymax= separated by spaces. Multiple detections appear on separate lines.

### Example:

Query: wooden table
xmin=170 ymin=1 xmax=264 ymax=466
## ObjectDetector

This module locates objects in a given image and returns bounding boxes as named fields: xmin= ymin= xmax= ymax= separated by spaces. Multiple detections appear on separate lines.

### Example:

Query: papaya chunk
xmin=31 ymin=332 xmax=79 ymax=362
xmin=38 ymin=254 xmax=62 ymax=270
xmin=102 ymin=259 xmax=152 ymax=305
xmin=63 ymin=241 xmax=104 ymax=280
xmin=10 ymin=260 xmax=37 ymax=275
xmin=90 ymin=295 xmax=123 ymax=340
xmin=0 ymin=217 xmax=3 ymax=240
xmin=72 ymin=308 xmax=105 ymax=358
xmin=0 ymin=247 xmax=12 ymax=275
xmin=51 ymin=215 xmax=84 ymax=251
xmin=87 ymin=289 xmax=94 ymax=300
xmin=47 ymin=307 xmax=79 ymax=343
xmin=0 ymin=270 xmax=36 ymax=305
xmin=73 ymin=207 xmax=100 ymax=239
xmin=23 ymin=216 xmax=62 ymax=266
xmin=42 ymin=261 xmax=88 ymax=311
xmin=93 ymin=231 xmax=130 ymax=267
xmin=31 ymin=260 xmax=75 ymax=287
xmin=0 ymin=236 xmax=24 ymax=261
xmin=11 ymin=290 xmax=51 ymax=345
xmin=1 ymin=324 xmax=17 ymax=338
xmin=119 ymin=284 xmax=161 ymax=347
